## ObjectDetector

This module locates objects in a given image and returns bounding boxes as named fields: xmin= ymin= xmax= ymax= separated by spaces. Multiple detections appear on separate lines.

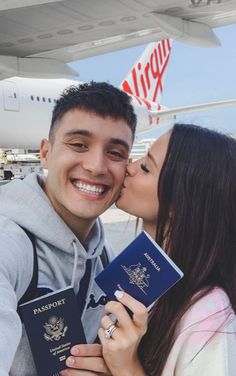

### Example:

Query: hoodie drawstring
xmin=71 ymin=240 xmax=79 ymax=288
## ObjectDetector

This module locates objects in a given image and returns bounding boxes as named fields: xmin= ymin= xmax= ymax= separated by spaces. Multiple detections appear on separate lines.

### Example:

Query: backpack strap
xmin=77 ymin=259 xmax=92 ymax=317
xmin=77 ymin=245 xmax=109 ymax=317
xmin=17 ymin=228 xmax=38 ymax=318
xmin=100 ymin=245 xmax=109 ymax=269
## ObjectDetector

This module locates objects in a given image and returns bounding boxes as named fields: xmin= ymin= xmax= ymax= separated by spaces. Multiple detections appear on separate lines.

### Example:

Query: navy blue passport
xmin=19 ymin=286 xmax=86 ymax=376
xmin=95 ymin=231 xmax=183 ymax=307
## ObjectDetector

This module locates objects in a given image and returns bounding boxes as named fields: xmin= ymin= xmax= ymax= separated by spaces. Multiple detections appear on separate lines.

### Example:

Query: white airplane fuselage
xmin=0 ymin=77 xmax=74 ymax=149
xmin=0 ymin=77 xmax=172 ymax=149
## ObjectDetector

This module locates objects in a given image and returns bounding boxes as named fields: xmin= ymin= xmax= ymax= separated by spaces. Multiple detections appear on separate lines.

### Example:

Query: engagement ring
xmin=104 ymin=323 xmax=117 ymax=339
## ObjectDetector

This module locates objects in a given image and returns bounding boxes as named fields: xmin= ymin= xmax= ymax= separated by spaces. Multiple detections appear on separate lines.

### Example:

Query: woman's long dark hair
xmin=138 ymin=124 xmax=236 ymax=375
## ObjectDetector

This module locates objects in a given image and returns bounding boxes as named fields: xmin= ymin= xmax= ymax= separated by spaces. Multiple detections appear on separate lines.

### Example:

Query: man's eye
xmin=140 ymin=163 xmax=150 ymax=173
xmin=107 ymin=150 xmax=126 ymax=160
xmin=69 ymin=142 xmax=87 ymax=149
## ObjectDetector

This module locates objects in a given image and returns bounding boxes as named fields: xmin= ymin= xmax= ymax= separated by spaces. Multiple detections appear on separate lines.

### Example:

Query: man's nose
xmin=82 ymin=149 xmax=108 ymax=175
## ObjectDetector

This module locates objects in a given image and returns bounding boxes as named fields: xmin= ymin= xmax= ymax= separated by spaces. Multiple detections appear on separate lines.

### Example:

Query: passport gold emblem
xmin=121 ymin=262 xmax=150 ymax=295
xmin=43 ymin=315 xmax=68 ymax=342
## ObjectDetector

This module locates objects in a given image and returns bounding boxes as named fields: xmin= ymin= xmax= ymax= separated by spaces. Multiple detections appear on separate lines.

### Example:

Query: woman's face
xmin=116 ymin=131 xmax=171 ymax=231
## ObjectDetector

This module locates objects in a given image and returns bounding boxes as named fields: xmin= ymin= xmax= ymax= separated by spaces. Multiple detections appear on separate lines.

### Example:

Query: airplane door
xmin=2 ymin=81 xmax=20 ymax=111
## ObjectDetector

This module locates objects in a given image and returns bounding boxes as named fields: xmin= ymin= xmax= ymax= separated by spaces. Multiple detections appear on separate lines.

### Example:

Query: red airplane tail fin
xmin=121 ymin=39 xmax=172 ymax=104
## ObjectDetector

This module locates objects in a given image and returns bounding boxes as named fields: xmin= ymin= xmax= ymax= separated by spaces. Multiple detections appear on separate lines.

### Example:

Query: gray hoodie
xmin=0 ymin=173 xmax=114 ymax=376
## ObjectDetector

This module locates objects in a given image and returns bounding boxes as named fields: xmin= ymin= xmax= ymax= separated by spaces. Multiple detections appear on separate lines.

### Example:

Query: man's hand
xmin=59 ymin=343 xmax=111 ymax=376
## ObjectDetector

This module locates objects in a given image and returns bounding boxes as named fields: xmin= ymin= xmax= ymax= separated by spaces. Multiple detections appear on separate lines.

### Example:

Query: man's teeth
xmin=73 ymin=181 xmax=105 ymax=195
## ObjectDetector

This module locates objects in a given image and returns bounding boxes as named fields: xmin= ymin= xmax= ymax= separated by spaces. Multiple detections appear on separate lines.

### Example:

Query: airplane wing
xmin=149 ymin=98 xmax=236 ymax=118
xmin=1 ymin=0 xmax=236 ymax=78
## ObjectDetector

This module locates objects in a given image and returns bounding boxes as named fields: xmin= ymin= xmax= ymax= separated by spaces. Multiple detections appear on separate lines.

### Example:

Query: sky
xmin=69 ymin=23 xmax=236 ymax=138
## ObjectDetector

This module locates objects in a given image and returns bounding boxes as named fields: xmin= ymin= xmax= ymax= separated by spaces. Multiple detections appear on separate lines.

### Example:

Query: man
xmin=0 ymin=82 xmax=136 ymax=376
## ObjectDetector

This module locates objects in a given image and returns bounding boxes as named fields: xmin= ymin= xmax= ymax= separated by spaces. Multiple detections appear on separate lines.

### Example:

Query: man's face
xmin=40 ymin=109 xmax=133 ymax=227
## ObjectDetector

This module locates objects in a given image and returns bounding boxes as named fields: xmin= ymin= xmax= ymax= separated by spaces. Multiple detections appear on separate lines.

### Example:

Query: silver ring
xmin=104 ymin=323 xmax=117 ymax=339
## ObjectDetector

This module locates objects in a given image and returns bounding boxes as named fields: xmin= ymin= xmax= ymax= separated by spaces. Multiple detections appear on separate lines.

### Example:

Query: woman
xmin=62 ymin=123 xmax=236 ymax=376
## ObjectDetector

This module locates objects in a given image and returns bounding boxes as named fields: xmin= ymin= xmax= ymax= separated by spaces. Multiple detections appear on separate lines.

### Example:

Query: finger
xmin=100 ymin=314 xmax=117 ymax=330
xmin=104 ymin=300 xmax=132 ymax=329
xmin=65 ymin=355 xmax=109 ymax=374
xmin=98 ymin=326 xmax=107 ymax=345
xmin=70 ymin=344 xmax=102 ymax=357
xmin=98 ymin=326 xmax=118 ymax=345
xmin=60 ymin=369 xmax=97 ymax=376
xmin=98 ymin=326 xmax=117 ymax=346
xmin=108 ymin=312 xmax=117 ymax=324
xmin=113 ymin=291 xmax=148 ymax=329
xmin=99 ymin=320 xmax=119 ymax=342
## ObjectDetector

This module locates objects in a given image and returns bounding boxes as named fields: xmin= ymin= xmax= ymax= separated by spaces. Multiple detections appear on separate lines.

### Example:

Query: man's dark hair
xmin=49 ymin=81 xmax=137 ymax=140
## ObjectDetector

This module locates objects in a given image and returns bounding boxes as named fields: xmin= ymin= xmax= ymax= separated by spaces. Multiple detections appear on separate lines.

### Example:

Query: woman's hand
xmin=59 ymin=343 xmax=111 ymax=376
xmin=98 ymin=290 xmax=148 ymax=376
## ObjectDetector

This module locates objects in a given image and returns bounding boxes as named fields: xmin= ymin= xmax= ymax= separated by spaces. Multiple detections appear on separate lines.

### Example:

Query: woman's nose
xmin=126 ymin=159 xmax=138 ymax=176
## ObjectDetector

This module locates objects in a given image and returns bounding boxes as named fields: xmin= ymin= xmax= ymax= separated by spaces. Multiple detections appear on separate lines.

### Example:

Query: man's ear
xmin=40 ymin=138 xmax=50 ymax=169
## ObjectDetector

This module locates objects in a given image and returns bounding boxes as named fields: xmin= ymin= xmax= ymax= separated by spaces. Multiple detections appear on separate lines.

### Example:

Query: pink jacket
xmin=162 ymin=288 xmax=236 ymax=376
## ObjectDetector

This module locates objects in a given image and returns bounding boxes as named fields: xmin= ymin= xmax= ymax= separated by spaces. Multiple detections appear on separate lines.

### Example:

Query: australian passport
xmin=95 ymin=231 xmax=184 ymax=307
xmin=19 ymin=286 xmax=86 ymax=376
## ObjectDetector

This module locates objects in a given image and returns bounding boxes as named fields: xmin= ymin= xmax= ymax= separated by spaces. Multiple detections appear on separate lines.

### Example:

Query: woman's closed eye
xmin=140 ymin=163 xmax=150 ymax=173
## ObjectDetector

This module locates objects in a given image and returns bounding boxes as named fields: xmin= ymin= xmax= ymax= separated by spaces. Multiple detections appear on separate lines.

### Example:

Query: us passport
xmin=95 ymin=231 xmax=183 ymax=307
xmin=19 ymin=286 xmax=86 ymax=376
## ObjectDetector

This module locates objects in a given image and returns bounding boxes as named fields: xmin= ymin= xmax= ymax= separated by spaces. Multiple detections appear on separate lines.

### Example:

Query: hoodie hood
xmin=0 ymin=173 xmax=105 ymax=259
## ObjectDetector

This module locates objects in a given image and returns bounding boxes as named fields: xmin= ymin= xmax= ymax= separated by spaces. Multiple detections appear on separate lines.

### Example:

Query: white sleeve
xmin=0 ymin=225 xmax=33 ymax=375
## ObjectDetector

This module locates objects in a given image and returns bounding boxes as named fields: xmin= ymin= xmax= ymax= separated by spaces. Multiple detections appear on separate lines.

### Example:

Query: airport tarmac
xmin=101 ymin=205 xmax=142 ymax=254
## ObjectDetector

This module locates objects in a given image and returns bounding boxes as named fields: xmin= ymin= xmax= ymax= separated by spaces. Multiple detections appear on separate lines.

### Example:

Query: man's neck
xmin=65 ymin=215 xmax=96 ymax=244
xmin=53 ymin=204 xmax=96 ymax=244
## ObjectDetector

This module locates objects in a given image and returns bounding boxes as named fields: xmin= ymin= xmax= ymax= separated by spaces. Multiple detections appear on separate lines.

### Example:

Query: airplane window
xmin=14 ymin=93 xmax=17 ymax=98
xmin=48 ymin=98 xmax=51 ymax=103
xmin=42 ymin=97 xmax=45 ymax=102
xmin=31 ymin=95 xmax=34 ymax=101
xmin=37 ymin=96 xmax=40 ymax=101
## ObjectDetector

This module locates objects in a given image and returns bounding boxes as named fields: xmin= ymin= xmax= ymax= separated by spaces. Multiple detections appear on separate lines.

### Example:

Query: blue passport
xmin=95 ymin=231 xmax=183 ymax=307
xmin=19 ymin=286 xmax=86 ymax=376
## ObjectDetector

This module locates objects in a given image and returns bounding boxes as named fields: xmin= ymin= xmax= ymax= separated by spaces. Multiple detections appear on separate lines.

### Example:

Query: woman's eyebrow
xmin=147 ymin=151 xmax=158 ymax=168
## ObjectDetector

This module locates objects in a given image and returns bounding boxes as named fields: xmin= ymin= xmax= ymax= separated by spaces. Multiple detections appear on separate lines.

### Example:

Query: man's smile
xmin=71 ymin=179 xmax=108 ymax=196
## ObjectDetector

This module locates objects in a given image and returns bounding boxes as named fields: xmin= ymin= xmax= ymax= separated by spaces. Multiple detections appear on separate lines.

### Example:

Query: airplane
xmin=1 ymin=38 xmax=236 ymax=149
xmin=1 ymin=0 xmax=236 ymax=80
